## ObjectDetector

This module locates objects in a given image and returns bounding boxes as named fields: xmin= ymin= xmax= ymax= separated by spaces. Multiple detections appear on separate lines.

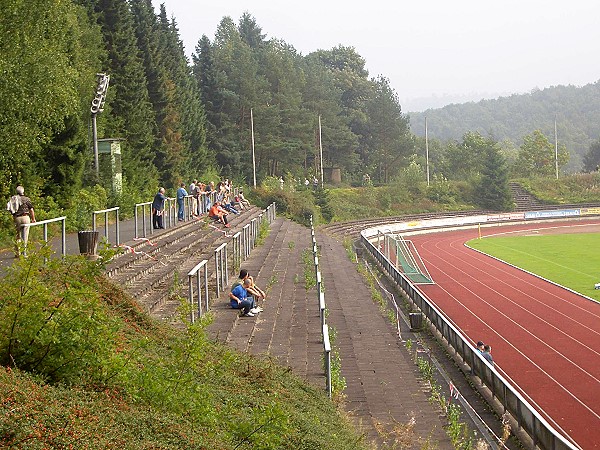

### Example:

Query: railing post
xmin=204 ymin=262 xmax=209 ymax=312
xmin=188 ymin=273 xmax=195 ymax=323
xmin=316 ymin=270 xmax=321 ymax=300
xmin=319 ymin=290 xmax=326 ymax=328
xmin=323 ymin=324 xmax=332 ymax=398
xmin=115 ymin=209 xmax=120 ymax=245
xmin=104 ymin=211 xmax=109 ymax=241
xmin=61 ymin=218 xmax=66 ymax=256
xmin=215 ymin=247 xmax=221 ymax=296
xmin=134 ymin=206 xmax=139 ymax=239
xmin=251 ymin=218 xmax=257 ymax=250
xmin=142 ymin=204 xmax=147 ymax=238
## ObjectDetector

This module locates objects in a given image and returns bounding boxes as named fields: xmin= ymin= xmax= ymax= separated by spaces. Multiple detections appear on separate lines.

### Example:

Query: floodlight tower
xmin=90 ymin=73 xmax=110 ymax=177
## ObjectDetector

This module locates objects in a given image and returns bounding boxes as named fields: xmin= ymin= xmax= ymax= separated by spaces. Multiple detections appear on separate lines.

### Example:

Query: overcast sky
xmin=159 ymin=0 xmax=600 ymax=111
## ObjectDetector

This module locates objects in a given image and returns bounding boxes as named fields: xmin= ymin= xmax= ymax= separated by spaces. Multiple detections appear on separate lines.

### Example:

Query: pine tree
xmin=93 ymin=0 xmax=158 ymax=193
xmin=476 ymin=143 xmax=513 ymax=211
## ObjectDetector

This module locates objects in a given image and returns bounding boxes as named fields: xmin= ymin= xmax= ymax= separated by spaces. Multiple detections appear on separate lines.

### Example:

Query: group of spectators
xmin=152 ymin=179 xmax=250 ymax=230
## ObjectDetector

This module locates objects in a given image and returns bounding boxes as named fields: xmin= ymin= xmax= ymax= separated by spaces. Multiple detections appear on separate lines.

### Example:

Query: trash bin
xmin=353 ymin=241 xmax=364 ymax=258
xmin=78 ymin=230 xmax=99 ymax=259
xmin=409 ymin=312 xmax=423 ymax=331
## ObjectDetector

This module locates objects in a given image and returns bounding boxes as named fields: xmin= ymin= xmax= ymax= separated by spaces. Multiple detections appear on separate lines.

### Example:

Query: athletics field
xmin=467 ymin=230 xmax=600 ymax=302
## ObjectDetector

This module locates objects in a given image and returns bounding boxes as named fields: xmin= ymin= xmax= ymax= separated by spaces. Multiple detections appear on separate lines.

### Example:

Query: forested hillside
xmin=409 ymin=82 xmax=600 ymax=171
xmin=4 ymin=0 xmax=598 ymax=228
xmin=1 ymin=0 xmax=411 ymax=216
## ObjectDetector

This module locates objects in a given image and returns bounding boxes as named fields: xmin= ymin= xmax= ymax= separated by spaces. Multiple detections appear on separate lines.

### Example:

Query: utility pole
xmin=251 ymin=108 xmax=257 ymax=188
xmin=554 ymin=117 xmax=559 ymax=180
xmin=318 ymin=115 xmax=324 ymax=187
xmin=425 ymin=117 xmax=430 ymax=186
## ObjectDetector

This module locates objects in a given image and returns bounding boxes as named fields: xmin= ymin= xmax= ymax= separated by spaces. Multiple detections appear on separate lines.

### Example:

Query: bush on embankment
xmin=0 ymin=249 xmax=367 ymax=449
xmin=250 ymin=175 xmax=477 ymax=225
xmin=516 ymin=172 xmax=600 ymax=204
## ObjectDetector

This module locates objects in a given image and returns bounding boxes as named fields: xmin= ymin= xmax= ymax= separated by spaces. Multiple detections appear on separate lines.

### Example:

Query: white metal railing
xmin=92 ymin=206 xmax=120 ymax=245
xmin=134 ymin=201 xmax=153 ymax=238
xmin=214 ymin=242 xmax=228 ymax=296
xmin=323 ymin=323 xmax=332 ymax=398
xmin=21 ymin=216 xmax=67 ymax=257
xmin=187 ymin=259 xmax=209 ymax=323
xmin=310 ymin=215 xmax=333 ymax=398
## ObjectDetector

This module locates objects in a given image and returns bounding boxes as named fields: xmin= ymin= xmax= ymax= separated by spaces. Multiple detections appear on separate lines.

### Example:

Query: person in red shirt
xmin=209 ymin=201 xmax=230 ymax=227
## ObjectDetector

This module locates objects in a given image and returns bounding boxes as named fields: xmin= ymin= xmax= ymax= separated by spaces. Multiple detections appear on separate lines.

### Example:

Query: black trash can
xmin=78 ymin=230 xmax=99 ymax=259
xmin=353 ymin=241 xmax=364 ymax=258
xmin=409 ymin=312 xmax=423 ymax=331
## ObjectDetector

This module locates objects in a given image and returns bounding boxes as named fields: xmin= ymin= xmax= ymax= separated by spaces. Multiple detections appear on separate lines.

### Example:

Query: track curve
xmin=409 ymin=221 xmax=600 ymax=449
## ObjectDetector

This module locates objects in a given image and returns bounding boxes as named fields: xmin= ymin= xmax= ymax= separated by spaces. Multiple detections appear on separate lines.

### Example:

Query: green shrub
xmin=0 ymin=248 xmax=120 ymax=384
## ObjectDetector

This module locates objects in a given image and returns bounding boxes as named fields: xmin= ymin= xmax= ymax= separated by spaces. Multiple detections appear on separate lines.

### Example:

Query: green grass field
xmin=467 ymin=232 xmax=600 ymax=302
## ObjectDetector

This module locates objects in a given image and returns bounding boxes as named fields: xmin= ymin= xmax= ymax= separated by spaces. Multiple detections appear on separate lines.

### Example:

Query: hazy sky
xmin=159 ymin=0 xmax=600 ymax=111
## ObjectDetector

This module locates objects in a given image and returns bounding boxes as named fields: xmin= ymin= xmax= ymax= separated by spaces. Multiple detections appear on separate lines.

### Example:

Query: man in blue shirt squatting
xmin=229 ymin=277 xmax=263 ymax=317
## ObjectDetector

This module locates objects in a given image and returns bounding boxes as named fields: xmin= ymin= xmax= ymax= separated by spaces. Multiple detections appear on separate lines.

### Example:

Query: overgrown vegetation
xmin=0 ymin=250 xmax=367 ymax=449
xmin=516 ymin=172 xmax=600 ymax=204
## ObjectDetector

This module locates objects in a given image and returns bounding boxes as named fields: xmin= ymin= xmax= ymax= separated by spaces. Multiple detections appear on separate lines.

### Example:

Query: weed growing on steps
xmin=324 ymin=325 xmax=347 ymax=399
xmin=409 ymin=342 xmax=481 ymax=449
xmin=300 ymin=248 xmax=316 ymax=291
xmin=255 ymin=219 xmax=270 ymax=247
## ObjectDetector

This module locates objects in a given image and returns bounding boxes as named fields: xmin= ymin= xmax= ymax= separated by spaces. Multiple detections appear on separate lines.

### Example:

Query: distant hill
xmin=408 ymin=81 xmax=600 ymax=171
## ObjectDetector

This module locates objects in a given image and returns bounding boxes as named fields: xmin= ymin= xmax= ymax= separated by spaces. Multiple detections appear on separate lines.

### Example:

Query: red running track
xmin=409 ymin=221 xmax=600 ymax=450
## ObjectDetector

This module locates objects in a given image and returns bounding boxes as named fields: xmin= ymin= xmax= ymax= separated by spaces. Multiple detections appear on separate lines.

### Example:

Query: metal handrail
xmin=323 ymin=325 xmax=332 ymax=398
xmin=21 ymin=216 xmax=67 ymax=257
xmin=134 ymin=202 xmax=152 ymax=238
xmin=187 ymin=259 xmax=209 ymax=322
xmin=92 ymin=206 xmax=120 ymax=245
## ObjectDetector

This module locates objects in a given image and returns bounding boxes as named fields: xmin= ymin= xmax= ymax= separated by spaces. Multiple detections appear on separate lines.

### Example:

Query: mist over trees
xmin=409 ymin=82 xmax=600 ymax=172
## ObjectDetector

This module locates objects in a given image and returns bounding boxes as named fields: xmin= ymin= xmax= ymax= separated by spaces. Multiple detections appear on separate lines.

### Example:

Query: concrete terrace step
xmin=154 ymin=218 xmax=289 ymax=325
xmin=106 ymin=206 xmax=262 ymax=280
xmin=206 ymin=218 xmax=288 ymax=345
xmin=111 ymin=207 xmax=265 ymax=316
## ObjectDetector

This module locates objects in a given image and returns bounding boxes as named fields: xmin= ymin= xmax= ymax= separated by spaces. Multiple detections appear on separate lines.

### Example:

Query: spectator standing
xmin=482 ymin=345 xmax=494 ymax=366
xmin=152 ymin=187 xmax=167 ymax=229
xmin=279 ymin=176 xmax=284 ymax=190
xmin=6 ymin=185 xmax=36 ymax=257
xmin=204 ymin=181 xmax=215 ymax=211
xmin=176 ymin=183 xmax=187 ymax=221
xmin=189 ymin=180 xmax=198 ymax=217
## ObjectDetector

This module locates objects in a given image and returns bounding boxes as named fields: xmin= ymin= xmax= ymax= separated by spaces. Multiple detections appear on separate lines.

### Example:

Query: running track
xmin=409 ymin=221 xmax=600 ymax=450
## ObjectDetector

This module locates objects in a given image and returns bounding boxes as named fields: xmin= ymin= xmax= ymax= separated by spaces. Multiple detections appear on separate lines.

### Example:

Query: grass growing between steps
xmin=0 ymin=248 xmax=369 ymax=449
